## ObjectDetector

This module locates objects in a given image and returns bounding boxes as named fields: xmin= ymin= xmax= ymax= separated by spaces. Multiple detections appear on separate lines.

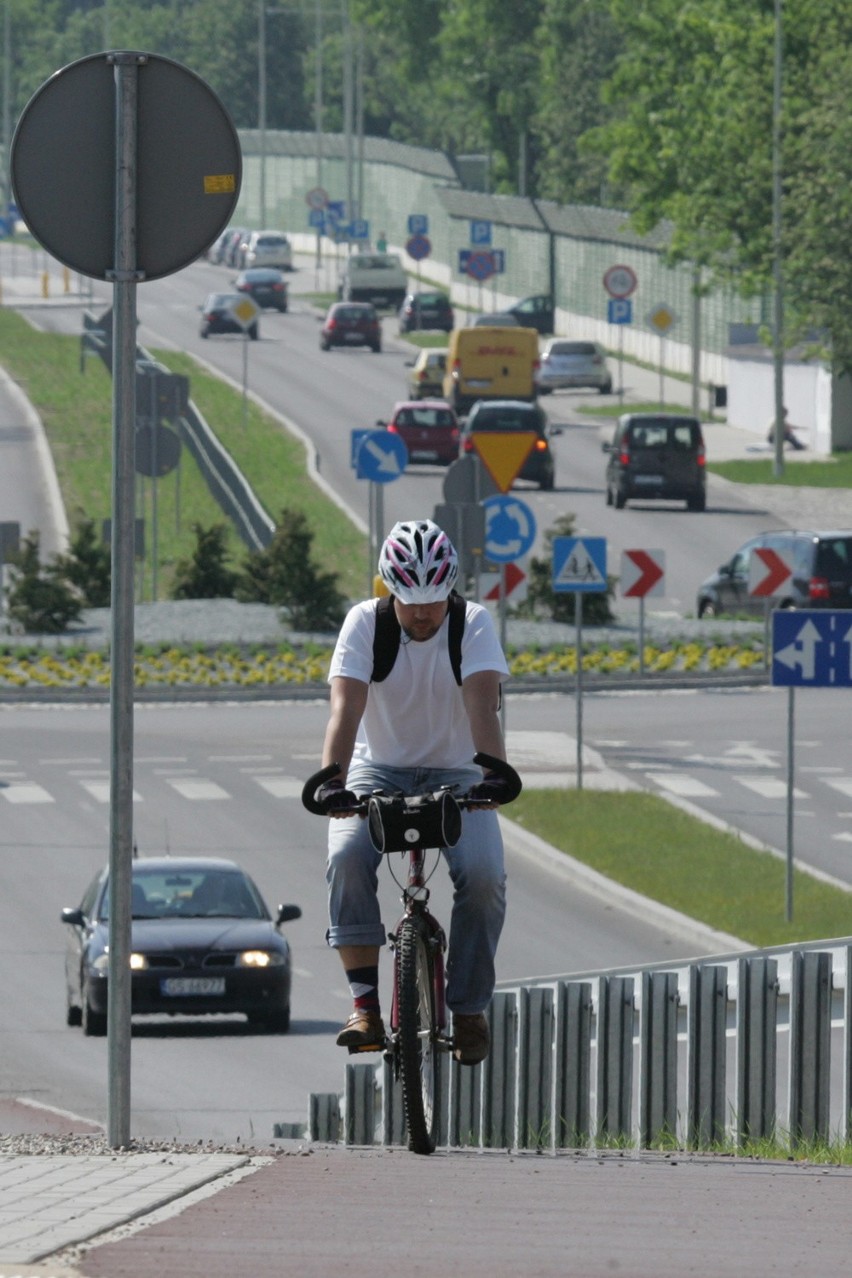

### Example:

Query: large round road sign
xmin=406 ymin=233 xmax=431 ymax=262
xmin=11 ymin=52 xmax=241 ymax=281
xmin=603 ymin=264 xmax=638 ymax=299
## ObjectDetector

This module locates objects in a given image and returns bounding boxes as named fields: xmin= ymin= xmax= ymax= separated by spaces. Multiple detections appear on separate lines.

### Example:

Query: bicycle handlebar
xmin=301 ymin=751 xmax=522 ymax=817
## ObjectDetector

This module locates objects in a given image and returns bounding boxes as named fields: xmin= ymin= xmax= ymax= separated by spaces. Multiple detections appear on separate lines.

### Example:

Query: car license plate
xmin=635 ymin=475 xmax=663 ymax=485
xmin=412 ymin=450 xmax=438 ymax=461
xmin=161 ymin=977 xmax=225 ymax=996
xmin=344 ymin=331 xmax=362 ymax=341
xmin=468 ymin=379 xmax=491 ymax=389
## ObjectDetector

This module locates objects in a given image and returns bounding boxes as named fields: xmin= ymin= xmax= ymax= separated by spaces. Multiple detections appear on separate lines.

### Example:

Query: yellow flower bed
xmin=0 ymin=638 xmax=767 ymax=691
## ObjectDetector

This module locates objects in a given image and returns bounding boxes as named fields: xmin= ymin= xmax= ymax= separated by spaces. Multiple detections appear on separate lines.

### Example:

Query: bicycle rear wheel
xmin=396 ymin=915 xmax=441 ymax=1154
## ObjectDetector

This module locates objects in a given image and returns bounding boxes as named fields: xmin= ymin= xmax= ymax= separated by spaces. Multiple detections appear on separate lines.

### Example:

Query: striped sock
xmin=346 ymin=965 xmax=380 ymax=1012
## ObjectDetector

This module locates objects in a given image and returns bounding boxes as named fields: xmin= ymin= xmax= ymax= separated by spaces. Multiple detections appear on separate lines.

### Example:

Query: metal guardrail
xmin=304 ymin=937 xmax=852 ymax=1152
xmin=80 ymin=308 xmax=274 ymax=552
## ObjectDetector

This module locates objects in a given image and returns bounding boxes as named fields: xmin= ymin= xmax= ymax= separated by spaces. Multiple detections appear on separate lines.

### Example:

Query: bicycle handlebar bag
xmin=367 ymin=791 xmax=462 ymax=854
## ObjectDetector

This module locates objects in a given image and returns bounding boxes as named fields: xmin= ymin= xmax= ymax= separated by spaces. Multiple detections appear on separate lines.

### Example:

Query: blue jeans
xmin=326 ymin=763 xmax=506 ymax=1016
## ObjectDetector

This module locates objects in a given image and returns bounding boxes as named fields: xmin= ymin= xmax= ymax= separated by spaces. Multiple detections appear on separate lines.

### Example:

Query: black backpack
xmin=371 ymin=592 xmax=466 ymax=686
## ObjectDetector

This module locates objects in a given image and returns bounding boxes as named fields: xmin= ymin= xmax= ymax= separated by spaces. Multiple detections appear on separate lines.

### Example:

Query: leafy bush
xmin=515 ymin=514 xmax=615 ymax=624
xmin=53 ymin=515 xmax=111 ymax=607
xmin=237 ymin=509 xmax=347 ymax=631
xmin=171 ymin=523 xmax=239 ymax=600
xmin=4 ymin=531 xmax=82 ymax=634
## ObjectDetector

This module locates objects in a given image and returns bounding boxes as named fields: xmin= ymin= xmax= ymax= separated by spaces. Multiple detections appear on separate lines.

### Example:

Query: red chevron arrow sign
xmin=620 ymin=548 xmax=665 ymax=597
xmin=748 ymin=547 xmax=793 ymax=597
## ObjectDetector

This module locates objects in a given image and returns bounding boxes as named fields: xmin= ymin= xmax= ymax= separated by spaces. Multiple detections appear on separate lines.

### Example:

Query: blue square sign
xmin=772 ymin=610 xmax=852 ymax=687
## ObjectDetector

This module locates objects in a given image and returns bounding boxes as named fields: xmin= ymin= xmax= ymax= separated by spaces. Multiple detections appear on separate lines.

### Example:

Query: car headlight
xmin=92 ymin=951 xmax=148 ymax=971
xmin=237 ymin=950 xmax=284 ymax=968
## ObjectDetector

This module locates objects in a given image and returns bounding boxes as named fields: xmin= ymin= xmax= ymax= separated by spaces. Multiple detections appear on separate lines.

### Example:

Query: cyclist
xmin=314 ymin=518 xmax=516 ymax=1065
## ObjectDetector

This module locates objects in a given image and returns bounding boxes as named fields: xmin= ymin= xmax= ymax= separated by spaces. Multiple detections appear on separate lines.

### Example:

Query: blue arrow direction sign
xmin=356 ymin=429 xmax=409 ymax=483
xmin=482 ymin=495 xmax=537 ymax=563
xmin=350 ymin=428 xmax=371 ymax=468
xmin=308 ymin=208 xmax=325 ymax=230
xmin=772 ymin=610 xmax=852 ymax=687
xmin=552 ymin=536 xmax=607 ymax=593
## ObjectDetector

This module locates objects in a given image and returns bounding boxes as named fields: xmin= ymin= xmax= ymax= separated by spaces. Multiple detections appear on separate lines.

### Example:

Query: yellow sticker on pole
xmin=471 ymin=432 xmax=536 ymax=493
xmin=204 ymin=173 xmax=236 ymax=195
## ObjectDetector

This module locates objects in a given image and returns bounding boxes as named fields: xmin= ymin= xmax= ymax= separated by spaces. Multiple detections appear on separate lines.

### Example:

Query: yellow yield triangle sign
xmin=471 ymin=432 xmax=536 ymax=493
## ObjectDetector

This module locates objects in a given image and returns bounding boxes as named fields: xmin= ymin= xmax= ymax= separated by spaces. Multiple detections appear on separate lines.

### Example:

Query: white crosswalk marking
xmin=255 ymin=777 xmax=302 ymax=799
xmin=167 ymin=778 xmax=230 ymax=801
xmin=79 ymin=781 xmax=141 ymax=804
xmin=648 ymin=773 xmax=719 ymax=798
xmin=737 ymin=777 xmax=808 ymax=799
xmin=1 ymin=783 xmax=54 ymax=804
xmin=824 ymin=778 xmax=852 ymax=799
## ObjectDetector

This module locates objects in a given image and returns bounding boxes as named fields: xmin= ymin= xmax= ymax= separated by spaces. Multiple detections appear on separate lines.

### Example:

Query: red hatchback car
xmin=320 ymin=302 xmax=381 ymax=352
xmin=384 ymin=399 xmax=460 ymax=466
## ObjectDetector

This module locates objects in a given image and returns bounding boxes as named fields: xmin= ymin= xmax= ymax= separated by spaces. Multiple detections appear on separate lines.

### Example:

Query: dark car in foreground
xmin=603 ymin=412 xmax=705 ymax=510
xmin=398 ymin=291 xmax=454 ymax=333
xmin=234 ymin=268 xmax=288 ymax=311
xmin=383 ymin=399 xmax=460 ymax=465
xmin=460 ymin=399 xmax=558 ymax=490
xmin=199 ymin=292 xmax=259 ymax=340
xmin=61 ymin=857 xmax=301 ymax=1035
xmin=320 ymin=302 xmax=381 ymax=352
xmin=697 ymin=530 xmax=852 ymax=618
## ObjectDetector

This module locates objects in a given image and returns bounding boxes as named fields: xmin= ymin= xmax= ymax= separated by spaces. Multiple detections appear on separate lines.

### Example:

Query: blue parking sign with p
xmin=608 ymin=298 xmax=632 ymax=325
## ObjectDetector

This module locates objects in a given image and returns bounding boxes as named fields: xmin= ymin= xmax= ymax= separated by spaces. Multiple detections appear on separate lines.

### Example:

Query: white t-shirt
xmin=328 ymin=598 xmax=509 ymax=769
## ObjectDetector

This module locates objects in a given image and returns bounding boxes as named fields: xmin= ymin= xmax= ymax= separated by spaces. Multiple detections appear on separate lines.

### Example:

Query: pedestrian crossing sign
xmin=552 ymin=536 xmax=607 ymax=592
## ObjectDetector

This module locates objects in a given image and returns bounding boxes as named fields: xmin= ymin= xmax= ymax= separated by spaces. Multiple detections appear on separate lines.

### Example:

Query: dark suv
xmin=603 ymin=412 xmax=706 ymax=511
xmin=398 ymin=291 xmax=454 ymax=333
xmin=697 ymin=530 xmax=852 ymax=618
xmin=460 ymin=399 xmax=557 ymax=490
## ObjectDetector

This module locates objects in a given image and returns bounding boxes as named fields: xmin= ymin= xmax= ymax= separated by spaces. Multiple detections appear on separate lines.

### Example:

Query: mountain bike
xmin=302 ymin=751 xmax=522 ymax=1154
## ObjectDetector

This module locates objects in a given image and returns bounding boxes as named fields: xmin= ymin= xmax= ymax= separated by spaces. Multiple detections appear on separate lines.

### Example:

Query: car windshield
xmin=396 ymin=407 xmax=455 ymax=429
xmin=549 ymin=342 xmax=595 ymax=356
xmin=257 ymin=235 xmax=286 ymax=247
xmin=100 ymin=868 xmax=266 ymax=920
xmin=335 ymin=306 xmax=372 ymax=320
xmin=472 ymin=409 xmax=541 ymax=433
xmin=629 ymin=418 xmax=699 ymax=448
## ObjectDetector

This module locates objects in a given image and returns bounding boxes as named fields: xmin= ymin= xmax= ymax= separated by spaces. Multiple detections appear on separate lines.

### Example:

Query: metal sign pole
xmin=638 ymin=596 xmax=645 ymax=677
xmin=499 ymin=562 xmax=507 ymax=734
xmin=107 ymin=51 xmax=142 ymax=1151
xmin=786 ymin=685 xmax=795 ymax=922
xmin=576 ymin=592 xmax=584 ymax=790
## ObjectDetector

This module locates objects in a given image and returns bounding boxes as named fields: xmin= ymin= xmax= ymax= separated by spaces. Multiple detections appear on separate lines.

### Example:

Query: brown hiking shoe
xmin=452 ymin=1012 xmax=490 ymax=1065
xmin=336 ymin=1009 xmax=386 ymax=1051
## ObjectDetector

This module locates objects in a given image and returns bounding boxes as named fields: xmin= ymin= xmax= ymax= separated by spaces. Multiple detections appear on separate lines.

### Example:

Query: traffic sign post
xmin=354 ymin=429 xmax=408 ymax=595
xmin=607 ymin=297 xmax=633 ymax=400
xmin=770 ymin=609 xmax=852 ymax=923
xmin=620 ymin=549 xmax=665 ymax=675
xmin=552 ymin=537 xmax=608 ymax=790
xmin=482 ymin=494 xmax=536 ymax=724
xmin=646 ymin=304 xmax=678 ymax=407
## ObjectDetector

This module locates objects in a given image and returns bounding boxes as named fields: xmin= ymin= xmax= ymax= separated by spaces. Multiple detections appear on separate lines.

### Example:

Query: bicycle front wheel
xmin=396 ymin=915 xmax=441 ymax=1154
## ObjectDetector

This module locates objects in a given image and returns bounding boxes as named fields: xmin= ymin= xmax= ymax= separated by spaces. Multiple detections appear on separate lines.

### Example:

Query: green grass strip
xmin=509 ymin=789 xmax=852 ymax=949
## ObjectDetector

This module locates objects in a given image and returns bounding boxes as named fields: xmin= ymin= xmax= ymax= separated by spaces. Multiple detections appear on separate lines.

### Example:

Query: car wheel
xmin=320 ymin=339 xmax=330 ymax=351
xmin=687 ymin=492 xmax=706 ymax=512
xmin=540 ymin=471 xmax=555 ymax=491
xmin=698 ymin=598 xmax=718 ymax=619
xmin=538 ymin=386 xmax=553 ymax=396
xmin=371 ymin=342 xmax=381 ymax=353
xmin=600 ymin=380 xmax=613 ymax=395
xmin=82 ymin=982 xmax=107 ymax=1037
xmin=252 ymin=1004 xmax=291 ymax=1034
xmin=605 ymin=485 xmax=613 ymax=506
xmin=249 ymin=325 xmax=259 ymax=340
xmin=200 ymin=328 xmax=209 ymax=339
xmin=614 ymin=489 xmax=627 ymax=509
xmin=66 ymin=992 xmax=82 ymax=1027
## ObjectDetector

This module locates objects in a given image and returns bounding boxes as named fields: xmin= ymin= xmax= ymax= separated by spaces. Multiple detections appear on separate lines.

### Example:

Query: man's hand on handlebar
xmin=315 ymin=777 xmax=360 ymax=817
xmin=466 ymin=771 xmax=516 ymax=810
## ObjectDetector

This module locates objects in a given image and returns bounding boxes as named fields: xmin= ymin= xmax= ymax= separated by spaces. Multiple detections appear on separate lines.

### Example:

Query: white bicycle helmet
xmin=378 ymin=519 xmax=459 ymax=603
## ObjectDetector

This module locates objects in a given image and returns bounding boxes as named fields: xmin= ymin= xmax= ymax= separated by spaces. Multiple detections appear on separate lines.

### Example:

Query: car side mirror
xmin=276 ymin=904 xmax=302 ymax=926
xmin=376 ymin=419 xmax=386 ymax=427
xmin=601 ymin=441 xmax=612 ymax=453
xmin=549 ymin=425 xmax=563 ymax=437
xmin=61 ymin=907 xmax=85 ymax=926
xmin=405 ymin=360 xmax=414 ymax=367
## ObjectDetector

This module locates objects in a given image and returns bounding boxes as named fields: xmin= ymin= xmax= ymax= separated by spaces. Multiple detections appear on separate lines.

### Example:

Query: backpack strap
xmin=371 ymin=592 xmax=466 ymax=686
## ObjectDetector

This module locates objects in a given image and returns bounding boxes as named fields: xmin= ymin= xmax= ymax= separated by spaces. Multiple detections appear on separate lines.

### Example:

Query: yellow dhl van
xmin=443 ymin=326 xmax=540 ymax=415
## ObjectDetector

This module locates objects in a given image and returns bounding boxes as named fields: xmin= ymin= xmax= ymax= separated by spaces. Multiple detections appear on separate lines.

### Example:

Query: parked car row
xmin=206 ymin=226 xmax=294 ymax=272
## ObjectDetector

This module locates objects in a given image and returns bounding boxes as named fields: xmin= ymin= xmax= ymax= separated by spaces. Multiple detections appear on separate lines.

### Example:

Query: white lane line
xmin=647 ymin=773 xmax=719 ymax=798
xmin=737 ymin=777 xmax=808 ymax=799
xmin=255 ymin=777 xmax=302 ymax=799
xmin=79 ymin=780 xmax=142 ymax=804
xmin=1 ymin=782 xmax=55 ymax=804
xmin=167 ymin=778 xmax=230 ymax=801
xmin=824 ymin=778 xmax=852 ymax=799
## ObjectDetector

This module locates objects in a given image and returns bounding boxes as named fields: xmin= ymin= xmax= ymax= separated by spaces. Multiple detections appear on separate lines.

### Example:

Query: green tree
xmin=515 ymin=514 xmax=615 ymax=625
xmin=5 ymin=530 xmax=82 ymax=635
xmin=171 ymin=522 xmax=239 ymax=600
xmin=53 ymin=515 xmax=111 ymax=608
xmin=237 ymin=509 xmax=346 ymax=631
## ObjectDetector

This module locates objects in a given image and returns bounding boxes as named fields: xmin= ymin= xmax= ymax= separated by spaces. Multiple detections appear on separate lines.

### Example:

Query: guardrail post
xmin=516 ymin=986 xmax=554 ymax=1150
xmin=481 ymin=991 xmax=518 ymax=1149
xmin=308 ymin=1092 xmax=341 ymax=1143
xmin=380 ymin=1057 xmax=405 ymax=1148
xmin=639 ymin=971 xmax=679 ymax=1147
xmin=553 ymin=980 xmax=592 ymax=1149
xmin=448 ymin=1055 xmax=481 ymax=1149
xmin=687 ymin=964 xmax=728 ymax=1148
xmin=736 ymin=957 xmax=778 ymax=1146
xmin=845 ymin=947 xmax=852 ymax=1144
xmin=789 ymin=950 xmax=832 ymax=1147
xmin=344 ymin=1061 xmax=378 ymax=1146
xmin=596 ymin=976 xmax=635 ymax=1143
